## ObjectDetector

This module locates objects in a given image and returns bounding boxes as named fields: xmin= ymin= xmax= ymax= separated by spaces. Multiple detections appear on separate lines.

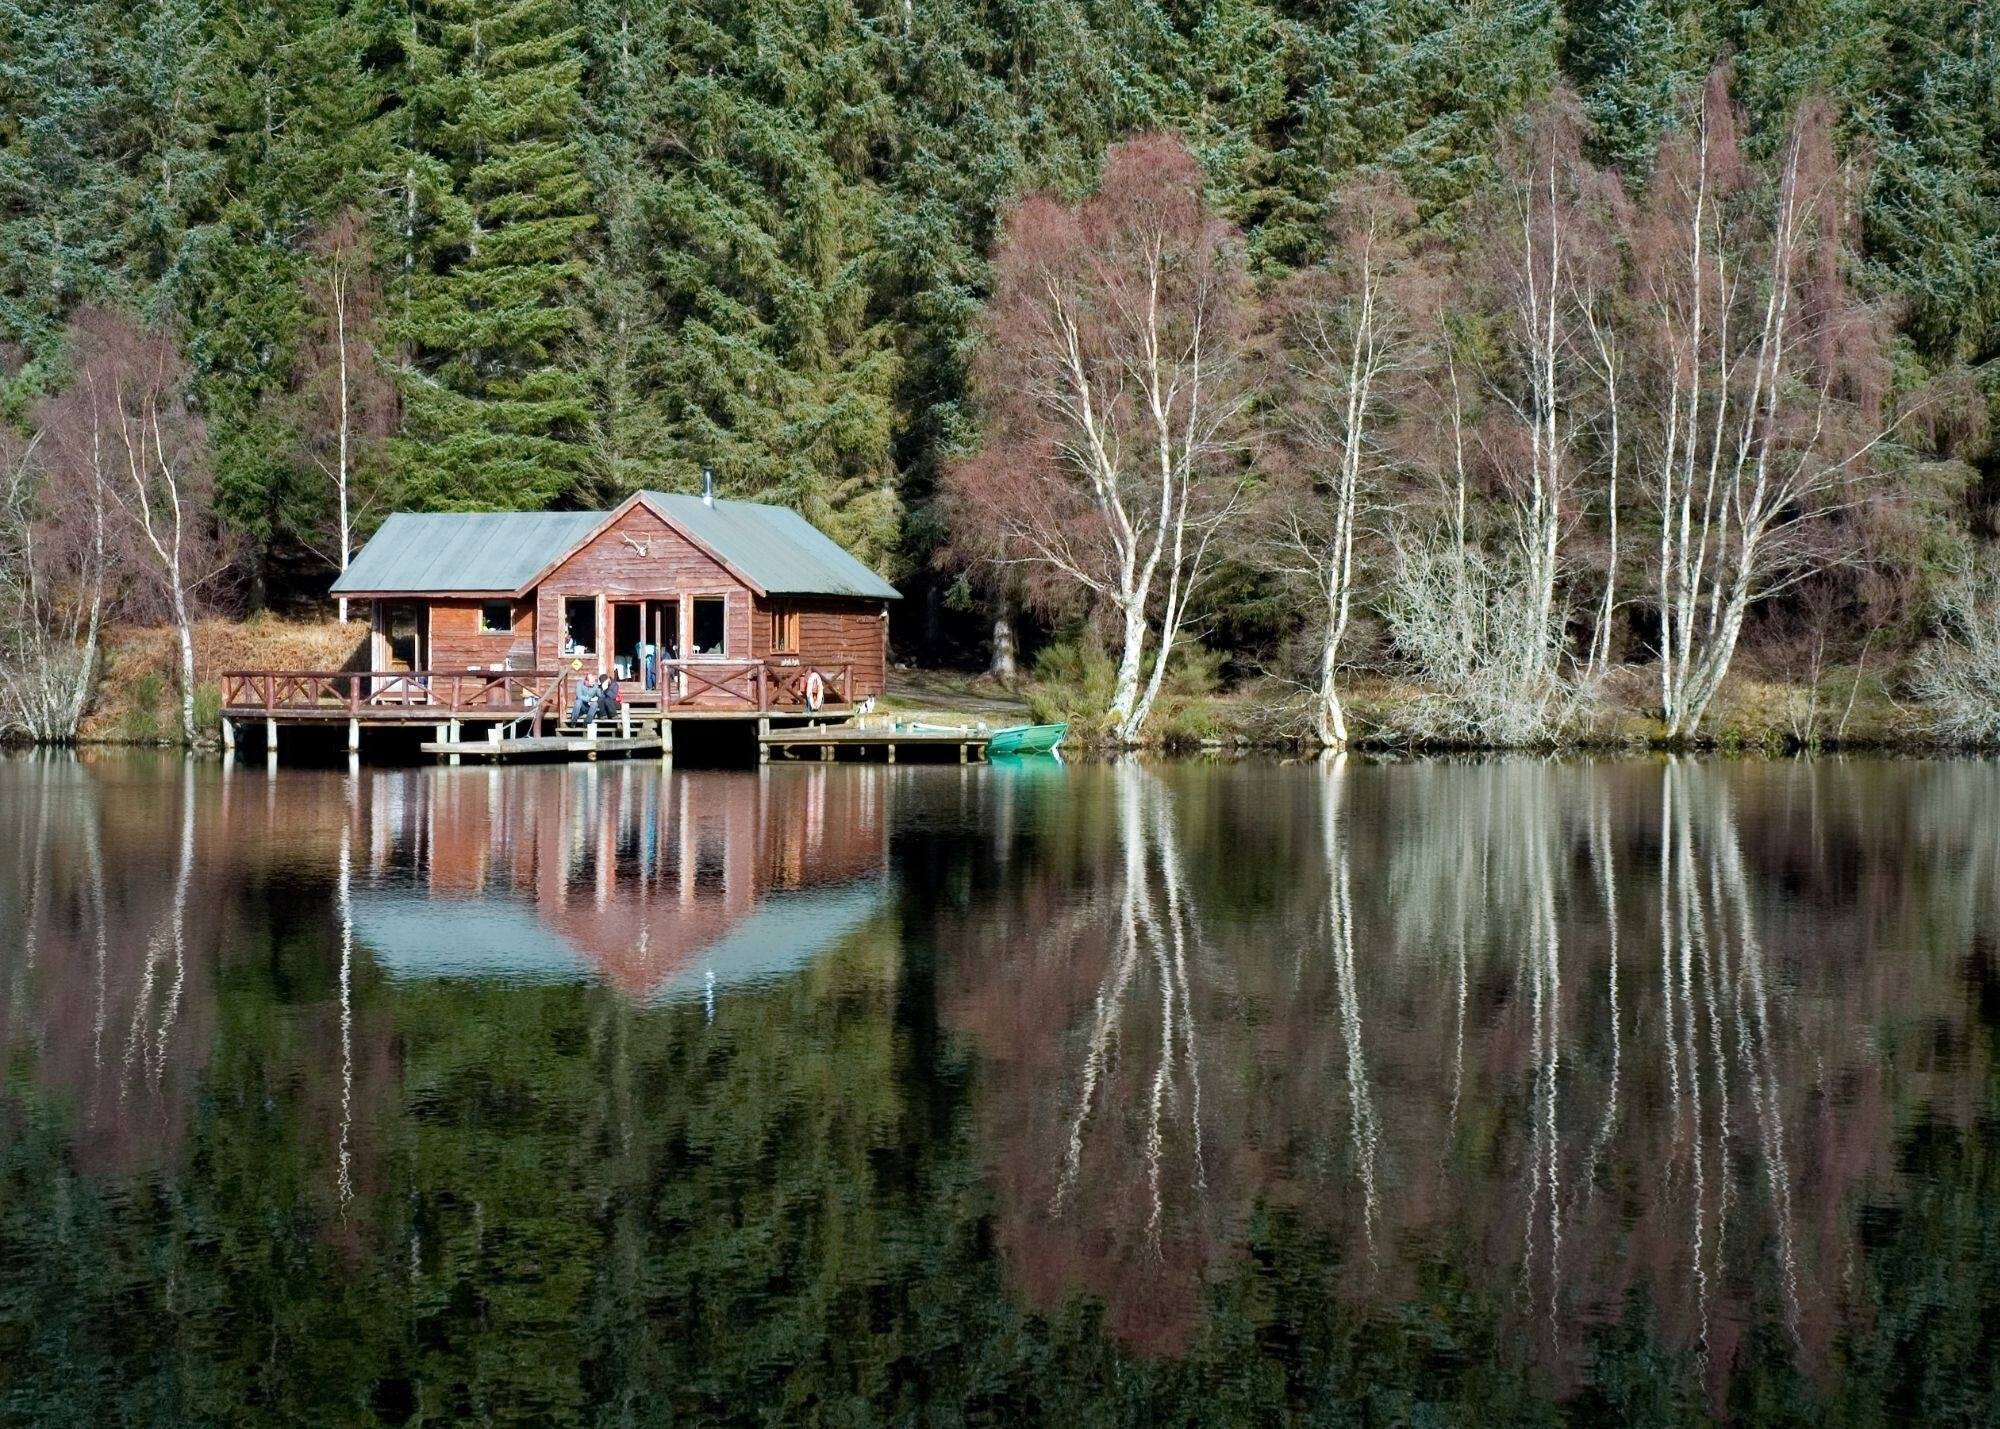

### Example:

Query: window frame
xmin=689 ymin=596 xmax=729 ymax=658
xmin=479 ymin=600 xmax=514 ymax=635
xmin=562 ymin=596 xmax=598 ymax=657
xmin=767 ymin=602 xmax=800 ymax=654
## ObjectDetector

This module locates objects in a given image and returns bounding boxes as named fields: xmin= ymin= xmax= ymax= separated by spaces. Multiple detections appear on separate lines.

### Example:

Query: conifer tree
xmin=393 ymin=0 xmax=595 ymax=511
xmin=630 ymin=0 xmax=903 ymax=564
xmin=1859 ymin=0 xmax=1999 ymax=364
xmin=179 ymin=0 xmax=392 ymax=596
xmin=1269 ymin=0 xmax=1562 ymax=263
xmin=575 ymin=0 xmax=669 ymax=501
xmin=0 ymin=0 xmax=137 ymax=399
xmin=1562 ymin=0 xmax=1710 ymax=173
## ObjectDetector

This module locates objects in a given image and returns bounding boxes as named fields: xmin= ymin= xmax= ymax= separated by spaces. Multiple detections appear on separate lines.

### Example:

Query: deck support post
xmin=447 ymin=718 xmax=461 ymax=765
xmin=757 ymin=717 xmax=770 ymax=764
xmin=886 ymin=744 xmax=895 ymax=765
xmin=821 ymin=744 xmax=832 ymax=762
xmin=347 ymin=718 xmax=360 ymax=755
xmin=659 ymin=718 xmax=673 ymax=761
xmin=959 ymin=742 xmax=969 ymax=764
xmin=221 ymin=716 xmax=235 ymax=752
xmin=265 ymin=718 xmax=278 ymax=764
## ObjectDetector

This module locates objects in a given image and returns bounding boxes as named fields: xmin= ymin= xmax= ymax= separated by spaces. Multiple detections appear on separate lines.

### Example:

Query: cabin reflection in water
xmin=352 ymin=766 xmax=890 ymax=1001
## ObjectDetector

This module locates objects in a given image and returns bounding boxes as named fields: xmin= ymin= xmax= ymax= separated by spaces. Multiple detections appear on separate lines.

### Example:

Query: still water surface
xmin=2 ymin=752 xmax=1997 ymax=1424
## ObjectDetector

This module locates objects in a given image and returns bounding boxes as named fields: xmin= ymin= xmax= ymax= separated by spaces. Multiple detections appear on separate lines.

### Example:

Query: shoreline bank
xmin=5 ymin=618 xmax=1993 ymax=758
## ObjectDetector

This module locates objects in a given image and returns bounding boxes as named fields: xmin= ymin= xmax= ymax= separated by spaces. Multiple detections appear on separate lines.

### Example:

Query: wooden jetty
xmin=418 ymin=733 xmax=667 ymax=760
xmin=760 ymin=724 xmax=989 ymax=763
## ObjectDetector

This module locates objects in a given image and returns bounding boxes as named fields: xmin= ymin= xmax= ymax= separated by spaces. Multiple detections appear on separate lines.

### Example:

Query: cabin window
xmin=563 ymin=597 xmax=597 ymax=655
xmin=767 ymin=603 xmax=799 ymax=654
xmin=691 ymin=597 xmax=727 ymax=656
xmin=479 ymin=601 xmax=513 ymax=635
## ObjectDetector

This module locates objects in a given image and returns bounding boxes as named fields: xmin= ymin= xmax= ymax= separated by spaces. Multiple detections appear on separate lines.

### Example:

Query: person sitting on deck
xmin=601 ymin=674 xmax=623 ymax=720
xmin=568 ymin=673 xmax=602 ymax=725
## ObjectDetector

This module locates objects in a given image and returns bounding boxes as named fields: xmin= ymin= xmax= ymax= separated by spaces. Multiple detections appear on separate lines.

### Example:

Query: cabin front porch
xmin=219 ymin=661 xmax=865 ymax=764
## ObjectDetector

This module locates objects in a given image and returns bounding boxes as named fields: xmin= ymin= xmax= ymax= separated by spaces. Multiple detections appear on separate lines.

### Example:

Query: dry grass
xmin=81 ymin=614 xmax=367 ymax=743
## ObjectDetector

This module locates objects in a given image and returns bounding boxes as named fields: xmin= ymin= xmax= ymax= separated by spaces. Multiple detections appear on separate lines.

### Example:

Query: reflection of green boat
xmin=986 ymin=722 xmax=1067 ymax=756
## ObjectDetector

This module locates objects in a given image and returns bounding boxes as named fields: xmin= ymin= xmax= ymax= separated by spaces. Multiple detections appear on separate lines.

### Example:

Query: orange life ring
xmin=804 ymin=670 xmax=826 ymax=710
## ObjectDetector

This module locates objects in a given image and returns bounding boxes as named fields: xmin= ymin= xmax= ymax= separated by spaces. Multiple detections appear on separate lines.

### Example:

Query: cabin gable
xmin=534 ymin=503 xmax=754 ymax=668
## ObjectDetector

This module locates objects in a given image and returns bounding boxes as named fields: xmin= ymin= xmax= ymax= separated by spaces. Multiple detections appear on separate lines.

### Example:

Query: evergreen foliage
xmin=0 ymin=0 xmax=1993 ymax=606
xmin=393 ymin=0 xmax=597 ymax=511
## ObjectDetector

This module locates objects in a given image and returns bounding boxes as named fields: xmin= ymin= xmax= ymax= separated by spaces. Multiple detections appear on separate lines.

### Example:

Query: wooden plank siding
xmin=428 ymin=596 xmax=537 ymax=671
xmin=749 ymin=595 xmax=889 ymax=697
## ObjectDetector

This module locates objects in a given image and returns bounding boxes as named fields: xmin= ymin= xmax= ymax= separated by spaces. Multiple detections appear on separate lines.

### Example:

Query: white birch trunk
xmin=335 ymin=254 xmax=351 ymax=624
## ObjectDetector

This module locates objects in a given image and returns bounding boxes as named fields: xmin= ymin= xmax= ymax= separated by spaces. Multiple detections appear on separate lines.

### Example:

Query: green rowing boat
xmin=985 ymin=722 xmax=1067 ymax=756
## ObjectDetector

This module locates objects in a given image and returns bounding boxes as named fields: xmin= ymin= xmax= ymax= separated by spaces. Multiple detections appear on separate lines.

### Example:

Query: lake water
xmin=2 ymin=752 xmax=1996 ymax=1424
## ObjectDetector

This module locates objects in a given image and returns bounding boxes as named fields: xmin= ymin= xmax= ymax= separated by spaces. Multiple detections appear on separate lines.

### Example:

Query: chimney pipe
xmin=701 ymin=466 xmax=715 ymax=507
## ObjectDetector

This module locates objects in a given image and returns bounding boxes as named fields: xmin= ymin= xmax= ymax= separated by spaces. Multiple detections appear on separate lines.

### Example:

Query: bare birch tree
xmin=946 ymin=135 xmax=1252 ymax=744
xmin=301 ymin=210 xmax=391 ymax=622
xmin=1259 ymin=176 xmax=1427 ymax=748
xmin=0 ymin=335 xmax=120 ymax=741
xmin=1634 ymin=76 xmax=1898 ymax=737
xmin=81 ymin=312 xmax=225 ymax=744
xmin=1376 ymin=95 xmax=1615 ymax=745
xmin=1481 ymin=95 xmax=1596 ymax=646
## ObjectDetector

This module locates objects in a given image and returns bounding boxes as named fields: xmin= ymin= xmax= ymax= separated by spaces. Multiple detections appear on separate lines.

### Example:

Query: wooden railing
xmin=222 ymin=661 xmax=856 ymax=716
xmin=221 ymin=669 xmax=566 ymax=715
xmin=648 ymin=660 xmax=854 ymax=711
xmin=764 ymin=662 xmax=853 ymax=710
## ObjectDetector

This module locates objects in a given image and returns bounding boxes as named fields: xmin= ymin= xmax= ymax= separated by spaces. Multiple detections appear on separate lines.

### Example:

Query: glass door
xmin=386 ymin=603 xmax=426 ymax=670
xmin=644 ymin=600 xmax=679 ymax=693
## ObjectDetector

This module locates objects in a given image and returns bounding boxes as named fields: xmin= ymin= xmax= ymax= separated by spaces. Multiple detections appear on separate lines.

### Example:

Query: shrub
xmin=1911 ymin=564 xmax=2000 ymax=745
xmin=1378 ymin=537 xmax=1585 ymax=747
xmin=1023 ymin=633 xmax=1225 ymax=742
xmin=192 ymin=681 xmax=222 ymax=740
xmin=120 ymin=671 xmax=164 ymax=744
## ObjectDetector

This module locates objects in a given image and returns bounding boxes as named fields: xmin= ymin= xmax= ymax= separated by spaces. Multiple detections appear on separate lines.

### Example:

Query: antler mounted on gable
xmin=618 ymin=533 xmax=655 ymax=557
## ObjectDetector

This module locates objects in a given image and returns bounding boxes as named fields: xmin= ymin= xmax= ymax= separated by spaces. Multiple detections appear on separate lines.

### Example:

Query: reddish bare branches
xmin=945 ymin=135 xmax=1253 ymax=742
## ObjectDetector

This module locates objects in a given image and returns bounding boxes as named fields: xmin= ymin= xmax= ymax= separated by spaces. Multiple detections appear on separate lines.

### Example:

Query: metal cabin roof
xmin=354 ymin=875 xmax=891 ymax=1002
xmin=330 ymin=497 xmax=900 ymax=599
xmin=330 ymin=510 xmax=603 ymax=594
xmin=639 ymin=492 xmax=901 ymax=599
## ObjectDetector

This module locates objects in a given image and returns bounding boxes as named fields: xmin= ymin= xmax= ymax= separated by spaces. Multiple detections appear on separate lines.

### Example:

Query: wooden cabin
xmin=326 ymin=489 xmax=898 ymax=714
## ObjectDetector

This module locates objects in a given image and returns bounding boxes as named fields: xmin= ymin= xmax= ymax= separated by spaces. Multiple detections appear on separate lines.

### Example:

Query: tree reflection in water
xmin=944 ymin=758 xmax=2000 ymax=1409
xmin=0 ymin=754 xmax=1996 ymax=1421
